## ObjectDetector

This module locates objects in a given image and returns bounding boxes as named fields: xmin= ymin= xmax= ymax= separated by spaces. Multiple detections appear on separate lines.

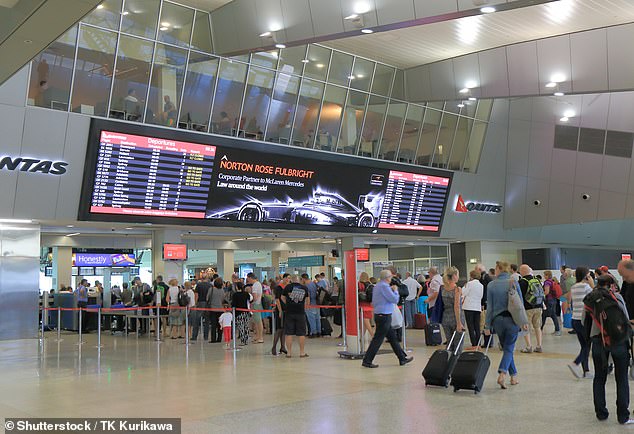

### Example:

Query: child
xmin=219 ymin=309 xmax=233 ymax=349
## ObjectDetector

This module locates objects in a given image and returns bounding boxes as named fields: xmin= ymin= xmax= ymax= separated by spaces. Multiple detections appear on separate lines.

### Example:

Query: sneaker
xmin=554 ymin=331 xmax=562 ymax=336
xmin=534 ymin=346 xmax=543 ymax=353
xmin=583 ymin=372 xmax=594 ymax=379
xmin=621 ymin=419 xmax=634 ymax=425
xmin=568 ymin=363 xmax=582 ymax=379
xmin=520 ymin=347 xmax=533 ymax=353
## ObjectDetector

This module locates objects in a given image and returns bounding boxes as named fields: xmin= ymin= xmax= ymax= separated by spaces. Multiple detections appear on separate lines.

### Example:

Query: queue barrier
xmin=39 ymin=304 xmax=346 ymax=352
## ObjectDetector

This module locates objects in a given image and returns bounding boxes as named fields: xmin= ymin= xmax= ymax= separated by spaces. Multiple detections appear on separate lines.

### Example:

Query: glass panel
xmin=179 ymin=52 xmax=218 ymax=131
xmin=433 ymin=112 xmax=458 ymax=168
xmin=463 ymin=99 xmax=478 ymax=117
xmin=350 ymin=58 xmax=373 ymax=92
xmin=121 ymin=0 xmax=160 ymax=39
xmin=416 ymin=108 xmax=442 ymax=166
xmin=605 ymin=130 xmax=634 ymax=158
xmin=303 ymin=45 xmax=330 ymax=81
xmin=278 ymin=45 xmax=306 ymax=75
xmin=71 ymin=26 xmax=117 ymax=116
xmin=230 ymin=54 xmax=250 ymax=62
xmin=264 ymin=73 xmax=300 ymax=144
xmin=157 ymin=1 xmax=194 ymax=48
xmin=251 ymin=50 xmax=279 ymax=69
xmin=475 ymin=98 xmax=493 ymax=120
xmin=315 ymin=85 xmax=346 ymax=151
xmin=358 ymin=95 xmax=387 ymax=157
xmin=554 ymin=125 xmax=579 ymax=150
xmin=444 ymin=100 xmax=464 ymax=115
xmin=110 ymin=35 xmax=153 ymax=121
xmin=392 ymin=69 xmax=405 ymax=100
xmin=291 ymin=79 xmax=325 ymax=147
xmin=448 ymin=117 xmax=473 ymax=170
xmin=578 ymin=127 xmax=605 ymax=154
xmin=240 ymin=66 xmax=275 ymax=139
xmin=146 ymin=44 xmax=187 ymax=126
xmin=397 ymin=105 xmax=424 ymax=164
xmin=415 ymin=258 xmax=431 ymax=276
xmin=191 ymin=11 xmax=213 ymax=53
xmin=81 ymin=0 xmax=122 ymax=30
xmin=27 ymin=26 xmax=77 ymax=111
xmin=378 ymin=101 xmax=407 ymax=160
xmin=328 ymin=51 xmax=353 ymax=87
xmin=371 ymin=63 xmax=395 ymax=96
xmin=463 ymin=121 xmax=488 ymax=173
xmin=210 ymin=59 xmax=248 ymax=135
xmin=337 ymin=90 xmax=367 ymax=154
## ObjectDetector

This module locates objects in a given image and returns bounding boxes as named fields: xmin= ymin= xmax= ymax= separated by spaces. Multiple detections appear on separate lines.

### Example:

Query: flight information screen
xmin=81 ymin=122 xmax=453 ymax=235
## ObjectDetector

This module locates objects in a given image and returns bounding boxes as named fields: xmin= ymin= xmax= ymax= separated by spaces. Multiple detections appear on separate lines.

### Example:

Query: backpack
xmin=261 ymin=293 xmax=273 ymax=310
xmin=583 ymin=288 xmax=632 ymax=347
xmin=364 ymin=284 xmax=374 ymax=303
xmin=178 ymin=290 xmax=190 ymax=307
xmin=552 ymin=281 xmax=563 ymax=298
xmin=522 ymin=277 xmax=545 ymax=307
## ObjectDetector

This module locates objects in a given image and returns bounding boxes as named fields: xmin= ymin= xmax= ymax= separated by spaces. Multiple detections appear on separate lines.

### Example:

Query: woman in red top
xmin=358 ymin=272 xmax=375 ymax=340
xmin=541 ymin=270 xmax=562 ymax=336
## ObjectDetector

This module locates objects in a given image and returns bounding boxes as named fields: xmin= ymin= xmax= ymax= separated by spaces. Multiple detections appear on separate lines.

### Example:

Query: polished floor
xmin=0 ymin=322 xmax=630 ymax=433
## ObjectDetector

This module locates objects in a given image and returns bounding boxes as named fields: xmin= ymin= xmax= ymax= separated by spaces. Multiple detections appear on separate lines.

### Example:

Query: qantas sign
xmin=0 ymin=156 xmax=68 ymax=175
xmin=454 ymin=195 xmax=502 ymax=214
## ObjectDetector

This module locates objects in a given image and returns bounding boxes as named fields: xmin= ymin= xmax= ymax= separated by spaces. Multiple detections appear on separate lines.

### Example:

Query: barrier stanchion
xmin=359 ymin=306 xmax=365 ymax=352
xmin=155 ymin=306 xmax=161 ymax=342
xmin=231 ymin=307 xmax=240 ymax=352
xmin=96 ymin=307 xmax=103 ymax=349
xmin=185 ymin=306 xmax=190 ymax=346
xmin=55 ymin=306 xmax=62 ymax=342
xmin=271 ymin=307 xmax=276 ymax=341
xmin=77 ymin=308 xmax=84 ymax=346
xmin=40 ymin=307 xmax=45 ymax=342
xmin=340 ymin=305 xmax=347 ymax=347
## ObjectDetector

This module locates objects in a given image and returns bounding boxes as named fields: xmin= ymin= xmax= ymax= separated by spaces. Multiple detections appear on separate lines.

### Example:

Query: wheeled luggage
xmin=450 ymin=333 xmax=492 ymax=394
xmin=414 ymin=313 xmax=427 ymax=329
xmin=425 ymin=323 xmax=442 ymax=346
xmin=321 ymin=317 xmax=333 ymax=336
xmin=422 ymin=332 xmax=465 ymax=387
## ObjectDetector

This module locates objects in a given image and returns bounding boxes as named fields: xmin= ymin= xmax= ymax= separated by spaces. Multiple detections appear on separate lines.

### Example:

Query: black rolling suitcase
xmin=422 ymin=331 xmax=464 ymax=387
xmin=450 ymin=333 xmax=492 ymax=394
xmin=321 ymin=317 xmax=333 ymax=336
xmin=425 ymin=323 xmax=442 ymax=346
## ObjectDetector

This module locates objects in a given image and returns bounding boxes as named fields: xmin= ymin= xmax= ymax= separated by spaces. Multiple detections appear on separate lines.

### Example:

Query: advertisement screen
xmin=73 ymin=252 xmax=136 ymax=267
xmin=163 ymin=244 xmax=187 ymax=260
xmin=355 ymin=248 xmax=370 ymax=262
xmin=79 ymin=120 xmax=452 ymax=235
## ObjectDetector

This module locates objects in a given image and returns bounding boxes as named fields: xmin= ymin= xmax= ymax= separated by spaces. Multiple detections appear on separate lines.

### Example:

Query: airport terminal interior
xmin=4 ymin=0 xmax=634 ymax=432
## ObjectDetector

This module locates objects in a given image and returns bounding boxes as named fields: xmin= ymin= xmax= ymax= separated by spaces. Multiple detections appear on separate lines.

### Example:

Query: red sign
xmin=163 ymin=244 xmax=187 ymax=260
xmin=622 ymin=254 xmax=631 ymax=261
xmin=355 ymin=248 xmax=370 ymax=262
xmin=455 ymin=194 xmax=468 ymax=213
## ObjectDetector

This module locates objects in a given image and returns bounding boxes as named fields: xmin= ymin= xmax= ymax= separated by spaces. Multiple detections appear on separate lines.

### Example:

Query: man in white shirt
xmin=402 ymin=272 xmax=422 ymax=328
xmin=510 ymin=264 xmax=521 ymax=282
xmin=426 ymin=267 xmax=443 ymax=322
xmin=247 ymin=272 xmax=264 ymax=343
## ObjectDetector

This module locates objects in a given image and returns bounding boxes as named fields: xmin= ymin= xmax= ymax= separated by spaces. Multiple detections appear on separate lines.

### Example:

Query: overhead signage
xmin=454 ymin=195 xmax=502 ymax=214
xmin=622 ymin=253 xmax=631 ymax=261
xmin=79 ymin=120 xmax=453 ymax=236
xmin=287 ymin=255 xmax=325 ymax=268
xmin=73 ymin=253 xmax=136 ymax=267
xmin=355 ymin=248 xmax=370 ymax=262
xmin=0 ymin=156 xmax=68 ymax=175
xmin=163 ymin=244 xmax=187 ymax=260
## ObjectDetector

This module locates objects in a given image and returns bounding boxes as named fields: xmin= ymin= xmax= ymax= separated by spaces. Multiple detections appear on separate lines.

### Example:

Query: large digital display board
xmin=79 ymin=120 xmax=453 ymax=235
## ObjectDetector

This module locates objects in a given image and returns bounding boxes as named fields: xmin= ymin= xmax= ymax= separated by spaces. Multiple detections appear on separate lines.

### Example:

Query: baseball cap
xmin=599 ymin=265 xmax=609 ymax=273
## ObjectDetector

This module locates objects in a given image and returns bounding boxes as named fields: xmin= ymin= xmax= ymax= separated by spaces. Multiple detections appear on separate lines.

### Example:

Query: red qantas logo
xmin=454 ymin=195 xmax=502 ymax=214
xmin=455 ymin=195 xmax=468 ymax=213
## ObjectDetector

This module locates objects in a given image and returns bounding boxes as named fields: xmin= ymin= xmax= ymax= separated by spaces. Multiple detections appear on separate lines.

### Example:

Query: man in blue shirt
xmin=362 ymin=270 xmax=413 ymax=368
xmin=304 ymin=274 xmax=321 ymax=338
xmin=74 ymin=279 xmax=89 ymax=333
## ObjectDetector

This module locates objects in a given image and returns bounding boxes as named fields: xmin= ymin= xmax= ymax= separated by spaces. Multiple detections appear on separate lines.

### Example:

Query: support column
xmin=340 ymin=237 xmax=366 ymax=356
xmin=217 ymin=249 xmax=235 ymax=280
xmin=270 ymin=250 xmax=288 ymax=276
xmin=52 ymin=246 xmax=73 ymax=291
xmin=152 ymin=229 xmax=184 ymax=283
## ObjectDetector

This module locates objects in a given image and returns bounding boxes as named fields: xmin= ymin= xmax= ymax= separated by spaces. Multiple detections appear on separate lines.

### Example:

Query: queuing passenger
xmin=617 ymin=260 xmax=634 ymax=322
xmin=281 ymin=275 xmax=309 ymax=358
xmin=462 ymin=269 xmax=484 ymax=347
xmin=121 ymin=282 xmax=133 ymax=306
xmin=583 ymin=274 xmax=633 ymax=425
xmin=426 ymin=267 xmax=443 ymax=323
xmin=271 ymin=273 xmax=290 ymax=356
xmin=518 ymin=265 xmax=544 ymax=354
xmin=402 ymin=272 xmax=422 ymax=329
xmin=304 ymin=274 xmax=320 ymax=338
xmin=207 ymin=278 xmax=226 ymax=343
xmin=184 ymin=281 xmax=196 ymax=337
xmin=74 ymin=279 xmax=89 ymax=333
xmin=139 ymin=282 xmax=154 ymax=335
xmin=317 ymin=272 xmax=330 ymax=293
xmin=166 ymin=279 xmax=184 ymax=339
xmin=218 ymin=307 xmax=233 ymax=349
xmin=361 ymin=269 xmax=413 ymax=368
xmin=357 ymin=272 xmax=375 ymax=339
xmin=485 ymin=261 xmax=528 ymax=389
xmin=246 ymin=273 xmax=264 ymax=344
xmin=231 ymin=282 xmax=252 ymax=346
xmin=191 ymin=277 xmax=211 ymax=342
xmin=541 ymin=270 xmax=561 ymax=336
xmin=154 ymin=275 xmax=169 ymax=335
xmin=440 ymin=267 xmax=466 ymax=353
xmin=510 ymin=264 xmax=520 ymax=282
xmin=568 ymin=266 xmax=594 ymax=379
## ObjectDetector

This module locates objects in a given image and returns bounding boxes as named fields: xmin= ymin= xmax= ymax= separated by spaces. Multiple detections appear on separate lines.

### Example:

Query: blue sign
xmin=287 ymin=255 xmax=324 ymax=267
xmin=74 ymin=253 xmax=136 ymax=267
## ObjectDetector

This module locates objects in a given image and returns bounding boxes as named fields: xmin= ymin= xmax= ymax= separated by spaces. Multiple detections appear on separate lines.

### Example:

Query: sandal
xmin=286 ymin=355 xmax=292 ymax=358
xmin=300 ymin=354 xmax=309 ymax=358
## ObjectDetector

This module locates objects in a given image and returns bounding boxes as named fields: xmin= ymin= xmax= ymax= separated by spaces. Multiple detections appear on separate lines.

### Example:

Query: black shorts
xmin=284 ymin=313 xmax=307 ymax=337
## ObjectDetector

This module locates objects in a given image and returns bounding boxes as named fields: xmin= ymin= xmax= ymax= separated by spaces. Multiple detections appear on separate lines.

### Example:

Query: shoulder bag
xmin=507 ymin=279 xmax=529 ymax=327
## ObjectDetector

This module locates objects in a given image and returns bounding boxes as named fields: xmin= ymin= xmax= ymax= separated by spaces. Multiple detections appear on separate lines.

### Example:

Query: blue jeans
xmin=541 ymin=298 xmax=560 ymax=332
xmin=572 ymin=319 xmax=590 ymax=372
xmin=404 ymin=299 xmax=416 ymax=327
xmin=591 ymin=337 xmax=631 ymax=423
xmin=307 ymin=308 xmax=320 ymax=336
xmin=492 ymin=315 xmax=519 ymax=375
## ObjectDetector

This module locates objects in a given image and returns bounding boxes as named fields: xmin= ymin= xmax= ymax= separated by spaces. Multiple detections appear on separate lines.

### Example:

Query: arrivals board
xmin=80 ymin=120 xmax=453 ymax=235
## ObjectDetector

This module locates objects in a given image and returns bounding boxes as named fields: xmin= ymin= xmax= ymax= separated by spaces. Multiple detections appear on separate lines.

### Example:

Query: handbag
xmin=430 ymin=287 xmax=444 ymax=324
xmin=391 ymin=304 xmax=404 ymax=329
xmin=507 ymin=280 xmax=529 ymax=327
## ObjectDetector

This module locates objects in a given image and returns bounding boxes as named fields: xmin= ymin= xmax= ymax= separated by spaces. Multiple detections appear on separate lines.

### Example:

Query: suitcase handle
xmin=476 ymin=332 xmax=493 ymax=356
xmin=447 ymin=331 xmax=466 ymax=355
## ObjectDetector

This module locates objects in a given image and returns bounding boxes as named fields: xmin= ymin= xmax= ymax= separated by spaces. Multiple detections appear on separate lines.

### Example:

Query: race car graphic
xmin=209 ymin=191 xmax=384 ymax=228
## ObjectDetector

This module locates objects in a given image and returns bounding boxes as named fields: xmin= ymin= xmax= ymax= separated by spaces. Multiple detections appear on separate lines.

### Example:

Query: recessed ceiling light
xmin=545 ymin=82 xmax=557 ymax=88
xmin=468 ymin=97 xmax=477 ymax=101
xmin=0 ymin=219 xmax=32 ymax=224
xmin=66 ymin=225 xmax=74 ymax=228
xmin=301 ymin=59 xmax=309 ymax=63
xmin=160 ymin=26 xmax=168 ymax=31
xmin=316 ymin=63 xmax=325 ymax=68
xmin=96 ymin=4 xmax=104 ymax=9
xmin=275 ymin=43 xmax=286 ymax=49
xmin=24 ymin=39 xmax=32 ymax=44
xmin=344 ymin=14 xmax=359 ymax=20
xmin=559 ymin=116 xmax=569 ymax=122
xmin=66 ymin=232 xmax=81 ymax=237
xmin=161 ymin=22 xmax=170 ymax=27
xmin=554 ymin=91 xmax=564 ymax=96
xmin=259 ymin=31 xmax=272 ymax=37
xmin=550 ymin=73 xmax=566 ymax=83
xmin=457 ymin=103 xmax=465 ymax=108
xmin=348 ymin=75 xmax=355 ymax=79
xmin=357 ymin=74 xmax=365 ymax=78
xmin=121 ymin=11 xmax=129 ymax=15
xmin=465 ymin=80 xmax=477 ymax=89
xmin=459 ymin=88 xmax=469 ymax=94
xmin=563 ymin=109 xmax=575 ymax=117
xmin=480 ymin=6 xmax=496 ymax=13
xmin=361 ymin=28 xmax=373 ymax=34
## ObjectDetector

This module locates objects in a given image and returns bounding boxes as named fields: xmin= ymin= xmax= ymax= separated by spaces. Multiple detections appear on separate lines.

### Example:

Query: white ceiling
xmin=177 ymin=0 xmax=232 ymax=12
xmin=323 ymin=0 xmax=634 ymax=69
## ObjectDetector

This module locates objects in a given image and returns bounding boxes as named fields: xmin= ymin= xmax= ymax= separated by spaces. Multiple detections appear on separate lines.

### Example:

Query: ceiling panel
xmin=322 ymin=0 xmax=634 ymax=69
xmin=177 ymin=0 xmax=232 ymax=11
